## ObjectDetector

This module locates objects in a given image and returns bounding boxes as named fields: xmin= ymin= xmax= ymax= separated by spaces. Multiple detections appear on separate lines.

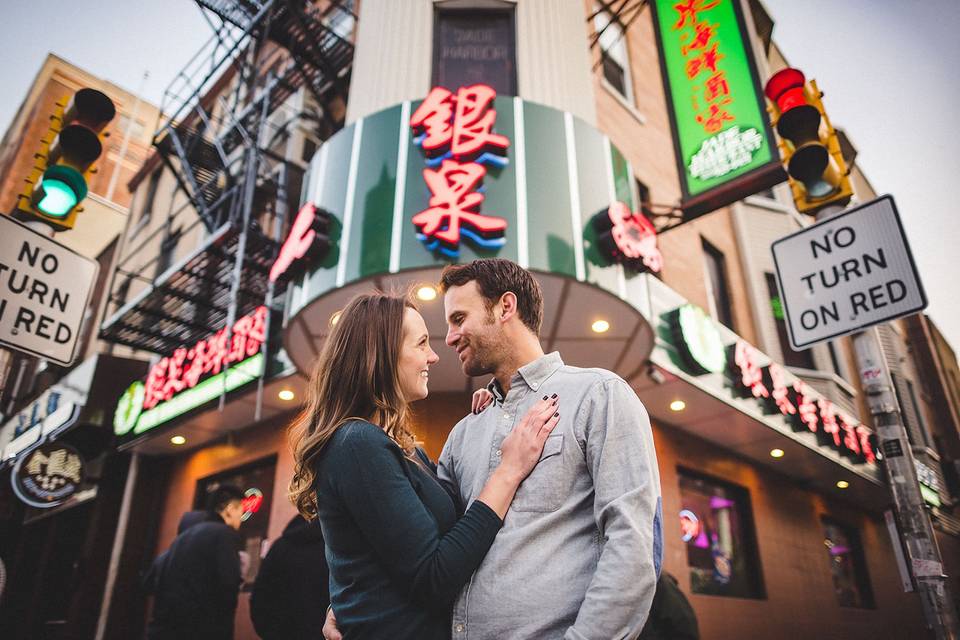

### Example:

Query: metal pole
xmin=816 ymin=204 xmax=958 ymax=639
xmin=94 ymin=452 xmax=140 ymax=640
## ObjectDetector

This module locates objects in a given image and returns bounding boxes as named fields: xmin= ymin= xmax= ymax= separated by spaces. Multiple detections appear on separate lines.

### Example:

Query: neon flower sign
xmin=241 ymin=487 xmax=264 ymax=522
xmin=409 ymin=84 xmax=510 ymax=257
xmin=591 ymin=201 xmax=663 ymax=274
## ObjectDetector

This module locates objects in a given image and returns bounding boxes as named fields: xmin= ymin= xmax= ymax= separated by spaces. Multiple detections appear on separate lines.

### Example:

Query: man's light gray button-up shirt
xmin=438 ymin=352 xmax=663 ymax=640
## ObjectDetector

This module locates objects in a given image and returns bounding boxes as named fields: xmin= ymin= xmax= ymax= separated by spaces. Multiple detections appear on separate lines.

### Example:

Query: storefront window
xmin=195 ymin=456 xmax=277 ymax=588
xmin=821 ymin=517 xmax=874 ymax=608
xmin=678 ymin=469 xmax=764 ymax=599
xmin=433 ymin=6 xmax=517 ymax=95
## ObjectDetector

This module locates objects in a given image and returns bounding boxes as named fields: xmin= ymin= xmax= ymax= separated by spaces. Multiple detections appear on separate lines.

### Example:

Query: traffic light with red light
xmin=18 ymin=88 xmax=116 ymax=230
xmin=764 ymin=68 xmax=852 ymax=214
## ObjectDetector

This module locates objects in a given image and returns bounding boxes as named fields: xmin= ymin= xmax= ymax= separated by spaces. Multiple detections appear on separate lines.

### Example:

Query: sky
xmin=762 ymin=0 xmax=960 ymax=353
xmin=1 ymin=0 xmax=958 ymax=353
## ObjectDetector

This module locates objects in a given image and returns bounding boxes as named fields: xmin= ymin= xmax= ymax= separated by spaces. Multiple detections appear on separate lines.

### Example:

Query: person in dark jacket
xmin=142 ymin=510 xmax=219 ymax=594
xmin=146 ymin=485 xmax=245 ymax=640
xmin=250 ymin=514 xmax=329 ymax=639
xmin=638 ymin=572 xmax=700 ymax=640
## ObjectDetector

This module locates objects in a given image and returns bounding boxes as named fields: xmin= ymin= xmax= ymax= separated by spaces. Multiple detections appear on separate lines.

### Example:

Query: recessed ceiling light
xmin=836 ymin=480 xmax=850 ymax=489
xmin=591 ymin=319 xmax=610 ymax=333
xmin=669 ymin=399 xmax=686 ymax=412
xmin=170 ymin=435 xmax=186 ymax=445
xmin=416 ymin=285 xmax=437 ymax=301
xmin=330 ymin=311 xmax=342 ymax=326
xmin=278 ymin=389 xmax=295 ymax=401
xmin=770 ymin=448 xmax=785 ymax=458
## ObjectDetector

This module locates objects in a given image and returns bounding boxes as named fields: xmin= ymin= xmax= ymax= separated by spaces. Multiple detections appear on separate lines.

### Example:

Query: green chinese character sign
xmin=650 ymin=0 xmax=783 ymax=219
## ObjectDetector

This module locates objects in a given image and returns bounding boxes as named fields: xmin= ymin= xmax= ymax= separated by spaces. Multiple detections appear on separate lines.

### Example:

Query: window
xmin=433 ymin=6 xmax=517 ymax=95
xmin=155 ymin=226 xmax=181 ymax=278
xmin=594 ymin=9 xmax=634 ymax=103
xmin=765 ymin=273 xmax=815 ymax=369
xmin=130 ymin=169 xmax=161 ymax=238
xmin=678 ymin=469 xmax=765 ymax=599
xmin=195 ymin=456 xmax=277 ymax=588
xmin=702 ymin=239 xmax=734 ymax=330
xmin=827 ymin=341 xmax=852 ymax=383
xmin=821 ymin=517 xmax=874 ymax=608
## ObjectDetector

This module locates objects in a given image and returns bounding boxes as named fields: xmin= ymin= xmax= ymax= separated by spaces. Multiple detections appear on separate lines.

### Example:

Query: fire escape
xmin=100 ymin=0 xmax=354 ymax=359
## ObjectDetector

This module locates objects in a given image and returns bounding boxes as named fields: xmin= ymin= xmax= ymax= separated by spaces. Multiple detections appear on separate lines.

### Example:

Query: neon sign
xmin=114 ymin=307 xmax=268 ymax=437
xmin=670 ymin=306 xmax=877 ymax=465
xmin=269 ymin=202 xmax=333 ymax=283
xmin=409 ymin=84 xmax=509 ymax=257
xmin=241 ymin=487 xmax=264 ymax=522
xmin=591 ymin=201 xmax=663 ymax=274
xmin=649 ymin=0 xmax=780 ymax=219
xmin=726 ymin=338 xmax=876 ymax=464
xmin=680 ymin=509 xmax=700 ymax=542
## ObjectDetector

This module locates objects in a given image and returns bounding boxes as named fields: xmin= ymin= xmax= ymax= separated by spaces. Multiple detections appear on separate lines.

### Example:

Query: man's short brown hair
xmin=439 ymin=259 xmax=544 ymax=335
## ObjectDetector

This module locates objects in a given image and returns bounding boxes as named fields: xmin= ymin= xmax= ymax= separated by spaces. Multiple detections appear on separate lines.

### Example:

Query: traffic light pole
xmin=817 ymin=204 xmax=958 ymax=639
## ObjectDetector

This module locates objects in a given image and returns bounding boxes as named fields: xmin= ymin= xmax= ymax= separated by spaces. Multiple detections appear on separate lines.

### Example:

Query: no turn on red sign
xmin=0 ymin=215 xmax=98 ymax=366
xmin=771 ymin=195 xmax=927 ymax=350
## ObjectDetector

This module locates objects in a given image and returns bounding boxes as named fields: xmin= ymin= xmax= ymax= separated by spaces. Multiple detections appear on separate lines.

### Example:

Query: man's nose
xmin=445 ymin=326 xmax=458 ymax=347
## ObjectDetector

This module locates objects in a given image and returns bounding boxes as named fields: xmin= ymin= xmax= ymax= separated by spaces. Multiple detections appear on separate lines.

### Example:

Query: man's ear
xmin=498 ymin=292 xmax=519 ymax=324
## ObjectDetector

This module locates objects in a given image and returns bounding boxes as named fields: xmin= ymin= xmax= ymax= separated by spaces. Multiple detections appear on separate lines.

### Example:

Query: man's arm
xmin=566 ymin=378 xmax=663 ymax=640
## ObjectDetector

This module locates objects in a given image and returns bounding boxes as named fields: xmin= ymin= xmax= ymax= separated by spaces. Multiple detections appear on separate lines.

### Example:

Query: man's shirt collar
xmin=485 ymin=352 xmax=564 ymax=401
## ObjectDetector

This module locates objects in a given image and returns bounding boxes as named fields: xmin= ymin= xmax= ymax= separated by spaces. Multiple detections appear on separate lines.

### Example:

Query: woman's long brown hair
xmin=288 ymin=291 xmax=418 ymax=520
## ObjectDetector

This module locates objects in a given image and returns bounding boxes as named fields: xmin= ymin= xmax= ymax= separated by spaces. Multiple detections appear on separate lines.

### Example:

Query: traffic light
xmin=764 ymin=68 xmax=852 ymax=214
xmin=18 ymin=88 xmax=116 ymax=230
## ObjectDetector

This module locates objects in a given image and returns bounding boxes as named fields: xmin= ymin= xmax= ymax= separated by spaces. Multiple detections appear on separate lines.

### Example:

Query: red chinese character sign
xmin=114 ymin=307 xmax=268 ymax=438
xmin=723 ymin=337 xmax=877 ymax=465
xmin=649 ymin=0 xmax=782 ymax=220
xmin=669 ymin=306 xmax=878 ymax=466
xmin=409 ymin=84 xmax=509 ymax=257
xmin=590 ymin=201 xmax=664 ymax=274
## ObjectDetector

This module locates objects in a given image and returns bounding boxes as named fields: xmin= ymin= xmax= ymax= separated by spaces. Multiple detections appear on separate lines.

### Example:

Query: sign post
xmin=773 ymin=197 xmax=957 ymax=637
xmin=0 ymin=214 xmax=98 ymax=366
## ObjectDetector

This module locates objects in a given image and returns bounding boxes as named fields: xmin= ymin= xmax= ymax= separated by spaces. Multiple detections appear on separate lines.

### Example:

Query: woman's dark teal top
xmin=314 ymin=420 xmax=502 ymax=640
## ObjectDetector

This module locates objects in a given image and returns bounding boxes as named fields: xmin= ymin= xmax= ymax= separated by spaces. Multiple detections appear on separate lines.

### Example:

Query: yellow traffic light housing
xmin=764 ymin=69 xmax=852 ymax=214
xmin=17 ymin=88 xmax=116 ymax=230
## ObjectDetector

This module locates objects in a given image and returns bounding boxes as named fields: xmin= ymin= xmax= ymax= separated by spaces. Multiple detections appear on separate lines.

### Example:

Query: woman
xmin=288 ymin=292 xmax=559 ymax=639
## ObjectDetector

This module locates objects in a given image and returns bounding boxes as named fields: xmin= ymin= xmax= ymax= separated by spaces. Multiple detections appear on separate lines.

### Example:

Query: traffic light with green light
xmin=764 ymin=68 xmax=852 ymax=215
xmin=19 ymin=88 xmax=116 ymax=230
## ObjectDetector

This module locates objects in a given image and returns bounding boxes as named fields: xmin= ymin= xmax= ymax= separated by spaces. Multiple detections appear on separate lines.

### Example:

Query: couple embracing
xmin=288 ymin=259 xmax=663 ymax=640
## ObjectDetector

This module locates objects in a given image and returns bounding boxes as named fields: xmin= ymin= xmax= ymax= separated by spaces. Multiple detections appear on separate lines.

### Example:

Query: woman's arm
xmin=329 ymin=398 xmax=559 ymax=606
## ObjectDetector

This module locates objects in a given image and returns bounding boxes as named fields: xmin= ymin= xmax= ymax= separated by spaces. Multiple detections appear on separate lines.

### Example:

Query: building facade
xmin=0 ymin=55 xmax=160 ymax=638
xmin=24 ymin=1 xmax=954 ymax=639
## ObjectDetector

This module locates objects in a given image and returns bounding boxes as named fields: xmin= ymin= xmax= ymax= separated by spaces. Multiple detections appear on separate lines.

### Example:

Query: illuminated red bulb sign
xmin=240 ymin=487 xmax=264 ymax=522
xmin=409 ymin=84 xmax=510 ymax=257
xmin=591 ymin=201 xmax=663 ymax=273
xmin=269 ymin=202 xmax=333 ymax=283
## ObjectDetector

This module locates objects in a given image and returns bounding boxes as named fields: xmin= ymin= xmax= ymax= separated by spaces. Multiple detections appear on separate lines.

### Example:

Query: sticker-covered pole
xmin=816 ymin=203 xmax=958 ymax=639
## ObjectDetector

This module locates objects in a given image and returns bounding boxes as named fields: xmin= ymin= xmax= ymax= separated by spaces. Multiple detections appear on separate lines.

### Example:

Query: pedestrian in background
xmin=250 ymin=514 xmax=329 ymax=639
xmin=639 ymin=572 xmax=700 ymax=640
xmin=146 ymin=485 xmax=245 ymax=640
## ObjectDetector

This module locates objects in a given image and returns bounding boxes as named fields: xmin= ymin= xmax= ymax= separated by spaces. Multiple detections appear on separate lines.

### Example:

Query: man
xmin=147 ymin=485 xmax=244 ymax=640
xmin=326 ymin=258 xmax=661 ymax=639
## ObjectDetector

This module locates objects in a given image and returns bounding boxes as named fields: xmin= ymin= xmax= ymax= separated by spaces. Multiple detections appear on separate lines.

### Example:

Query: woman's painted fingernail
xmin=551 ymin=393 xmax=558 ymax=399
xmin=542 ymin=395 xmax=548 ymax=400
xmin=554 ymin=412 xmax=559 ymax=417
